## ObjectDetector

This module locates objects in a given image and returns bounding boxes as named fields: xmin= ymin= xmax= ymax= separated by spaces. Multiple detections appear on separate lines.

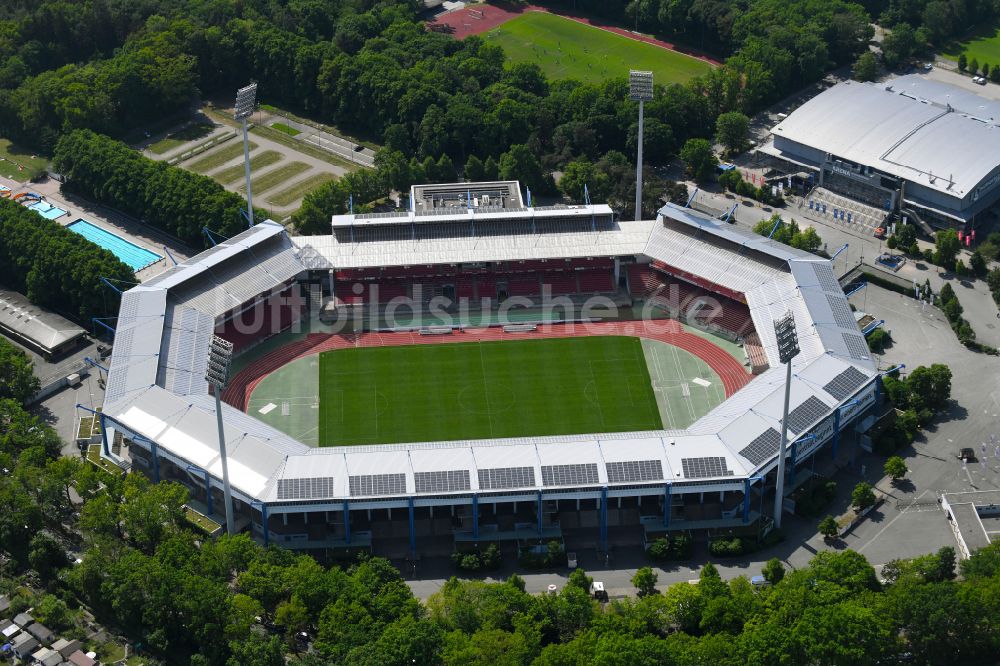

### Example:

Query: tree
xmin=867 ymin=327 xmax=890 ymax=353
xmin=762 ymin=558 xmax=785 ymax=584
xmin=0 ymin=338 xmax=40 ymax=403
xmin=567 ymin=568 xmax=592 ymax=592
xmin=852 ymin=51 xmax=878 ymax=82
xmin=884 ymin=456 xmax=908 ymax=482
xmin=680 ymin=138 xmax=718 ymax=183
xmin=851 ymin=482 xmax=877 ymax=511
xmin=935 ymin=229 xmax=961 ymax=267
xmin=715 ymin=111 xmax=750 ymax=154
xmin=984 ymin=63 xmax=992 ymax=78
xmin=970 ymin=57 xmax=980 ymax=75
xmin=34 ymin=594 xmax=71 ymax=631
xmin=464 ymin=155 xmax=484 ymax=181
xmin=632 ymin=566 xmax=659 ymax=597
xmin=818 ymin=515 xmax=839 ymax=540
xmin=970 ymin=251 xmax=988 ymax=277
xmin=498 ymin=144 xmax=544 ymax=193
xmin=958 ymin=53 xmax=967 ymax=72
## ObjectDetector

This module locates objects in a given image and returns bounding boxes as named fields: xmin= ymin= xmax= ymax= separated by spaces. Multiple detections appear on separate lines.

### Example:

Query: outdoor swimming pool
xmin=66 ymin=219 xmax=162 ymax=271
xmin=28 ymin=200 xmax=68 ymax=220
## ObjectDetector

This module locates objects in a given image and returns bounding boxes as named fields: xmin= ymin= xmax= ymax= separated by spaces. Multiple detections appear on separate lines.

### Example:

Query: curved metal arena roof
xmin=102 ymin=206 xmax=877 ymax=507
xmin=769 ymin=77 xmax=1000 ymax=201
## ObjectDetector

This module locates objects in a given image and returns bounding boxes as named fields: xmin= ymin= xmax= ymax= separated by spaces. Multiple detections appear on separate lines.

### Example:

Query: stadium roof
xmin=0 ymin=288 xmax=86 ymax=356
xmin=103 ymin=205 xmax=878 ymax=506
xmin=768 ymin=78 xmax=1000 ymax=201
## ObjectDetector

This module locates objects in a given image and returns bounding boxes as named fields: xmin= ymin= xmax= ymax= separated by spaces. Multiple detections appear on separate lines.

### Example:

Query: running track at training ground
xmin=222 ymin=320 xmax=752 ymax=412
xmin=426 ymin=3 xmax=721 ymax=66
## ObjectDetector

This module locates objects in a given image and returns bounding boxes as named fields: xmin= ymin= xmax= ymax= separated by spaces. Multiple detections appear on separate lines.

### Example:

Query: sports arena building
xmin=761 ymin=75 xmax=1000 ymax=228
xmin=92 ymin=186 xmax=884 ymax=558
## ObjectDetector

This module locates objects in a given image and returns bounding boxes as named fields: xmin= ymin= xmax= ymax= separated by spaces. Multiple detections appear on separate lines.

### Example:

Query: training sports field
xmin=483 ymin=12 xmax=713 ymax=84
xmin=242 ymin=328 xmax=737 ymax=447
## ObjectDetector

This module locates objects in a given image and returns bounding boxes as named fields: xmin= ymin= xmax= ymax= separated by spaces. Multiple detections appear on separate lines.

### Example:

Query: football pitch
xmin=318 ymin=337 xmax=660 ymax=445
xmin=484 ymin=12 xmax=713 ymax=84
xmin=245 ymin=334 xmax=730 ymax=447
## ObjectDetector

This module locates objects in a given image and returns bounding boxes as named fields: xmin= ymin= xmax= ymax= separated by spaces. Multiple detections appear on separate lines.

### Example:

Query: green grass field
xmin=0 ymin=138 xmax=48 ymax=180
xmin=240 ymin=161 xmax=310 ymax=195
xmin=246 ymin=335 xmax=728 ymax=447
xmin=271 ymin=122 xmax=302 ymax=137
xmin=943 ymin=27 xmax=1000 ymax=65
xmin=267 ymin=171 xmax=337 ymax=206
xmin=212 ymin=149 xmax=282 ymax=184
xmin=319 ymin=337 xmax=661 ymax=446
xmin=187 ymin=141 xmax=258 ymax=172
xmin=484 ymin=12 xmax=712 ymax=84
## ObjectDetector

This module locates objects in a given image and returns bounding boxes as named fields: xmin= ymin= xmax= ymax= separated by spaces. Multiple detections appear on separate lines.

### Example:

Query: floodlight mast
xmin=772 ymin=312 xmax=800 ymax=530
xmin=206 ymin=336 xmax=236 ymax=535
xmin=235 ymin=83 xmax=258 ymax=228
xmin=630 ymin=71 xmax=653 ymax=221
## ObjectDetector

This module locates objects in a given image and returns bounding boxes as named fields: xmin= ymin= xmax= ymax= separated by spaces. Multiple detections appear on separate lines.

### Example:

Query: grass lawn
xmin=241 ymin=161 xmax=311 ymax=195
xmin=318 ymin=336 xmax=661 ymax=446
xmin=271 ymin=122 xmax=301 ymax=137
xmin=86 ymin=445 xmax=124 ymax=476
xmin=184 ymin=506 xmax=222 ymax=534
xmin=148 ymin=122 xmax=215 ymax=154
xmin=942 ymin=26 xmax=1000 ymax=64
xmin=0 ymin=138 xmax=48 ymax=180
xmin=213 ymin=150 xmax=282 ymax=184
xmin=267 ymin=171 xmax=337 ymax=206
xmin=187 ymin=141 xmax=258 ymax=173
xmin=484 ymin=12 xmax=713 ymax=84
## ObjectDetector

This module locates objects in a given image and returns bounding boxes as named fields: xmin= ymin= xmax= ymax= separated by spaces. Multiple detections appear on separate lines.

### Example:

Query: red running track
xmin=223 ymin=321 xmax=752 ymax=412
xmin=426 ymin=2 xmax=721 ymax=67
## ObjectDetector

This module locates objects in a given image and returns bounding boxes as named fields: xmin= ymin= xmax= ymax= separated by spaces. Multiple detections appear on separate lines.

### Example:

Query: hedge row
xmin=53 ymin=129 xmax=255 ymax=248
xmin=0 ymin=198 xmax=132 ymax=321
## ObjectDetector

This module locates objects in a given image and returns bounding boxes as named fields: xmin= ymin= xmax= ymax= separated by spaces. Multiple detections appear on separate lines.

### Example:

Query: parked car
xmin=567 ymin=552 xmax=578 ymax=569
xmin=923 ymin=62 xmax=934 ymax=71
xmin=874 ymin=226 xmax=886 ymax=239
xmin=589 ymin=581 xmax=608 ymax=601
xmin=974 ymin=76 xmax=988 ymax=85
xmin=959 ymin=447 xmax=976 ymax=462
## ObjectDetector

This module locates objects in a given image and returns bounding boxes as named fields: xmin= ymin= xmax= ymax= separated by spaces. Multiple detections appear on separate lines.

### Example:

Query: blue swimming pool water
xmin=67 ymin=219 xmax=162 ymax=271
xmin=28 ymin=200 xmax=68 ymax=220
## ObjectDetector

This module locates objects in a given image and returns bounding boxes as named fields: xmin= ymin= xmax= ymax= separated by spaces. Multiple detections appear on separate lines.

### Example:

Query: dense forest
xmin=1 ymin=358 xmax=998 ymax=665
xmin=0 ymin=197 xmax=132 ymax=321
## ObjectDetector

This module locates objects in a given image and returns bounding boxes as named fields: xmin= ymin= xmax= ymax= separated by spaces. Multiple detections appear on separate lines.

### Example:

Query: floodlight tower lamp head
xmin=629 ymin=70 xmax=654 ymax=102
xmin=234 ymin=83 xmax=258 ymax=121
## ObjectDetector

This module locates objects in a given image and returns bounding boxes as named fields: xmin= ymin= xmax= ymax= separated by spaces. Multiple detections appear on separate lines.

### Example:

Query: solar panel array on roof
xmin=277 ymin=477 xmax=334 ymax=500
xmin=681 ymin=457 xmax=734 ymax=479
xmin=541 ymin=463 xmax=600 ymax=486
xmin=826 ymin=294 xmax=857 ymax=329
xmin=823 ymin=365 xmax=869 ymax=400
xmin=349 ymin=473 xmax=406 ymax=496
xmin=740 ymin=428 xmax=781 ymax=466
xmin=842 ymin=332 xmax=871 ymax=360
xmin=786 ymin=395 xmax=830 ymax=434
xmin=606 ymin=460 xmax=664 ymax=483
xmin=414 ymin=470 xmax=470 ymax=493
xmin=478 ymin=466 xmax=536 ymax=490
xmin=812 ymin=263 xmax=840 ymax=292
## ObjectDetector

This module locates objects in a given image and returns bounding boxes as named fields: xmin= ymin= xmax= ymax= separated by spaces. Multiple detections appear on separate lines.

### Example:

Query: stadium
xmin=92 ymin=181 xmax=882 ymax=559
xmin=760 ymin=75 xmax=1000 ymax=230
